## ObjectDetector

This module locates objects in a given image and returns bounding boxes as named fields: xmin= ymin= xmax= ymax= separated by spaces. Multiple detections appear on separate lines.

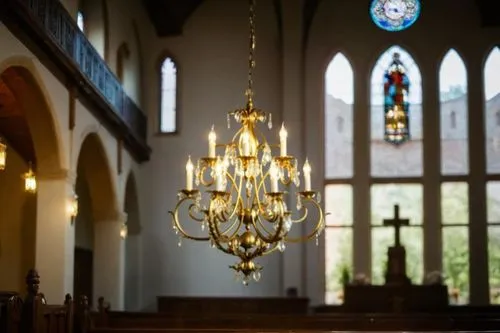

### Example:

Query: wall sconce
xmin=68 ymin=191 xmax=78 ymax=224
xmin=23 ymin=163 xmax=37 ymax=194
xmin=120 ymin=223 xmax=128 ymax=240
xmin=0 ymin=139 xmax=6 ymax=171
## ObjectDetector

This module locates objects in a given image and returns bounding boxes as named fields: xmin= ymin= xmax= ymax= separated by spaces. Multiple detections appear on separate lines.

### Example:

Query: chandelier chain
xmin=247 ymin=0 xmax=256 ymax=105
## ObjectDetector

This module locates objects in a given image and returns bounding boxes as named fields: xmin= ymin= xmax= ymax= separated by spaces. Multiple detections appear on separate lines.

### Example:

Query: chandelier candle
xmin=169 ymin=0 xmax=325 ymax=284
xmin=208 ymin=126 xmax=216 ymax=158
xmin=185 ymin=156 xmax=194 ymax=191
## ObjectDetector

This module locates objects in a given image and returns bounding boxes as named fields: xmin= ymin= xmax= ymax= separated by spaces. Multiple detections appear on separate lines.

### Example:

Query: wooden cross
xmin=383 ymin=205 xmax=409 ymax=247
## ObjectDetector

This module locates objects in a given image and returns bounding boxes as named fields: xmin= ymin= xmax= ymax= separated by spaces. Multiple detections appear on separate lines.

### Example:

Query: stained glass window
xmin=370 ymin=0 xmax=421 ymax=32
xmin=371 ymin=46 xmax=422 ymax=177
xmin=383 ymin=53 xmax=410 ymax=145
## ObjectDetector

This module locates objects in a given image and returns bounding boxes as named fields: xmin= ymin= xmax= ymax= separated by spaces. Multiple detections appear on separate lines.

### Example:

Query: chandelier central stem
xmin=246 ymin=0 xmax=256 ymax=108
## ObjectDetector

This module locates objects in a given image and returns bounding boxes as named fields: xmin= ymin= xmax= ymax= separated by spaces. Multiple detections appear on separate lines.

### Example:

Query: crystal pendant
xmin=253 ymin=270 xmax=261 ymax=282
xmin=296 ymin=195 xmax=302 ymax=210
xmin=178 ymin=237 xmax=182 ymax=247
xmin=315 ymin=234 xmax=319 ymax=246
xmin=268 ymin=113 xmax=273 ymax=129
xmin=278 ymin=241 xmax=286 ymax=252
xmin=242 ymin=275 xmax=250 ymax=286
xmin=317 ymin=192 xmax=321 ymax=204
xmin=173 ymin=226 xmax=179 ymax=235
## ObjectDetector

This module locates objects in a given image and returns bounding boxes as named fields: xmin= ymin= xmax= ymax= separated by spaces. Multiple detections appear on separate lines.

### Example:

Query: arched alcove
xmin=0 ymin=64 xmax=62 ymax=292
xmin=74 ymin=132 xmax=119 ymax=307
xmin=124 ymin=172 xmax=141 ymax=310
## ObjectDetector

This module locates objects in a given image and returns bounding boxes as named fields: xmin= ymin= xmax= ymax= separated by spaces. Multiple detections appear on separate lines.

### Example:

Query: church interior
xmin=1 ymin=0 xmax=500 ymax=331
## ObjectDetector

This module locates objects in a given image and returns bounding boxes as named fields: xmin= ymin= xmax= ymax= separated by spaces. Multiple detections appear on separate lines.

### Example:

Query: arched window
xmin=438 ymin=49 xmax=470 ymax=304
xmin=160 ymin=57 xmax=177 ymax=133
xmin=77 ymin=11 xmax=85 ymax=32
xmin=370 ymin=46 xmax=422 ymax=177
xmin=324 ymin=52 xmax=354 ymax=304
xmin=484 ymin=47 xmax=500 ymax=304
xmin=370 ymin=46 xmax=423 ymax=285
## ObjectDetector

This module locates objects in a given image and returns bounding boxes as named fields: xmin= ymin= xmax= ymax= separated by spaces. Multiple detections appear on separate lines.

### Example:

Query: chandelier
xmin=169 ymin=0 xmax=325 ymax=284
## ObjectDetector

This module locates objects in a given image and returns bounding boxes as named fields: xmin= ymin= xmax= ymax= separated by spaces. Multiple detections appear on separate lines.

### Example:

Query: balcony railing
xmin=1 ymin=0 xmax=150 ymax=161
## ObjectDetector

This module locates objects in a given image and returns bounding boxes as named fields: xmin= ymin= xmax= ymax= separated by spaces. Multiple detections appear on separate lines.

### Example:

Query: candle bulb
xmin=279 ymin=123 xmax=287 ymax=156
xmin=208 ymin=125 xmax=216 ymax=158
xmin=270 ymin=162 xmax=279 ymax=192
xmin=303 ymin=158 xmax=311 ymax=191
xmin=186 ymin=156 xmax=194 ymax=191
xmin=215 ymin=157 xmax=226 ymax=192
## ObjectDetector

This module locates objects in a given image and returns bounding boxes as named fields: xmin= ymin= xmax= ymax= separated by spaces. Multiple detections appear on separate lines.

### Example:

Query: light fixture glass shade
xmin=0 ymin=140 xmax=6 ymax=171
xmin=120 ymin=223 xmax=128 ymax=239
xmin=23 ymin=164 xmax=37 ymax=193
xmin=68 ymin=192 xmax=79 ymax=219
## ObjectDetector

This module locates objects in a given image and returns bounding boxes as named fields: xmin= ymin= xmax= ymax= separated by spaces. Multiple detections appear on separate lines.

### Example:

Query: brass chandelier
xmin=169 ymin=0 xmax=325 ymax=284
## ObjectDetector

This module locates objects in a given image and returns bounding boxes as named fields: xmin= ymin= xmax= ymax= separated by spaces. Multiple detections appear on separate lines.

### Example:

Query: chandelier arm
xmin=253 ymin=173 xmax=269 ymax=213
xmin=230 ymin=123 xmax=245 ymax=143
xmin=169 ymin=197 xmax=210 ymax=241
xmin=252 ymin=213 xmax=284 ymax=244
xmin=199 ymin=164 xmax=215 ymax=187
xmin=223 ymin=170 xmax=244 ymax=221
xmin=187 ymin=203 xmax=207 ymax=222
xmin=208 ymin=220 xmax=234 ymax=255
xmin=216 ymin=209 xmax=243 ymax=238
xmin=290 ymin=207 xmax=309 ymax=224
xmin=284 ymin=199 xmax=325 ymax=243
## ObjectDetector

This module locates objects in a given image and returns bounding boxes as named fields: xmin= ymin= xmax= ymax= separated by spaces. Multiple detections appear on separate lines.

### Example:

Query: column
xmin=352 ymin=58 xmax=370 ymax=278
xmin=280 ymin=0 xmax=305 ymax=298
xmin=93 ymin=211 xmax=127 ymax=310
xmin=421 ymin=58 xmax=441 ymax=275
xmin=35 ymin=171 xmax=76 ymax=303
xmin=467 ymin=54 xmax=488 ymax=305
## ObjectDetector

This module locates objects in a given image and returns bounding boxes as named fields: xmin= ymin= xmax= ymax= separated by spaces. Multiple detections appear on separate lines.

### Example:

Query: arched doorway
xmin=74 ymin=132 xmax=121 ymax=308
xmin=0 ymin=64 xmax=62 ymax=293
xmin=124 ymin=172 xmax=141 ymax=310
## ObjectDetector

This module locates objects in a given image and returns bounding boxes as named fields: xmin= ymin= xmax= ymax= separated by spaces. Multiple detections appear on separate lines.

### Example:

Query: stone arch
xmin=124 ymin=171 xmax=141 ymax=310
xmin=0 ymin=59 xmax=63 ymax=293
xmin=0 ymin=57 xmax=64 ymax=174
xmin=76 ymin=132 xmax=118 ymax=221
xmin=73 ymin=132 xmax=121 ymax=307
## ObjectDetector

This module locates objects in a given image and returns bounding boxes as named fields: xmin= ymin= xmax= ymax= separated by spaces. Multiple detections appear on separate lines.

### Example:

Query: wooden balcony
xmin=0 ymin=0 xmax=151 ymax=162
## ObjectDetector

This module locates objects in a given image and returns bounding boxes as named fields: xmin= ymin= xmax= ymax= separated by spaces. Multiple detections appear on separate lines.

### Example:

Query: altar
xmin=343 ymin=205 xmax=449 ymax=312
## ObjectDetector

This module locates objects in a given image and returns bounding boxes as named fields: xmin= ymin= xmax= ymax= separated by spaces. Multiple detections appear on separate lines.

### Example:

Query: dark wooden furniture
xmin=0 ymin=269 xmax=74 ymax=333
xmin=156 ymin=296 xmax=309 ymax=315
xmin=343 ymin=284 xmax=449 ymax=312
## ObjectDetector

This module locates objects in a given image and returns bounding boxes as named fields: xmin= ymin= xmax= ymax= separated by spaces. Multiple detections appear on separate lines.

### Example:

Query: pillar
xmin=93 ymin=212 xmax=127 ymax=310
xmin=280 ymin=0 xmax=305 ymax=298
xmin=35 ymin=170 xmax=76 ymax=303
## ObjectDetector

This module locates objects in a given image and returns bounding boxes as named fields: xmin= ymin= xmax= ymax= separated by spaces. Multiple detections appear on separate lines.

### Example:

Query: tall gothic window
xmin=77 ymin=11 xmax=85 ymax=32
xmin=485 ymin=47 xmax=500 ymax=304
xmin=160 ymin=57 xmax=177 ymax=133
xmin=324 ymin=53 xmax=354 ymax=304
xmin=370 ymin=46 xmax=423 ymax=284
xmin=371 ymin=46 xmax=422 ymax=177
xmin=439 ymin=49 xmax=470 ymax=304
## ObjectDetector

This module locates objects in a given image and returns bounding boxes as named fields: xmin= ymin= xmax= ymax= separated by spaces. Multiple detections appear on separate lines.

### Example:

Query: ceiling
xmin=0 ymin=67 xmax=36 ymax=165
xmin=143 ymin=0 xmax=500 ymax=38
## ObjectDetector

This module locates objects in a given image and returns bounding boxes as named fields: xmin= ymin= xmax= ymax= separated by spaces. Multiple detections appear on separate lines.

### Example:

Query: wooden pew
xmin=0 ymin=269 xmax=74 ymax=333
xmin=82 ymin=297 xmax=500 ymax=332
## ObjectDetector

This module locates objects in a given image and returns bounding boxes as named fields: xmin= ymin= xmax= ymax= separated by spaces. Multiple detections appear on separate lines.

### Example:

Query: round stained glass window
xmin=370 ymin=0 xmax=421 ymax=32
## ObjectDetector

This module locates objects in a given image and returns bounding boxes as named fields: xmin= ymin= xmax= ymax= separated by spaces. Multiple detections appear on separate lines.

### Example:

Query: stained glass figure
xmin=383 ymin=53 xmax=410 ymax=145
xmin=370 ymin=0 xmax=421 ymax=32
